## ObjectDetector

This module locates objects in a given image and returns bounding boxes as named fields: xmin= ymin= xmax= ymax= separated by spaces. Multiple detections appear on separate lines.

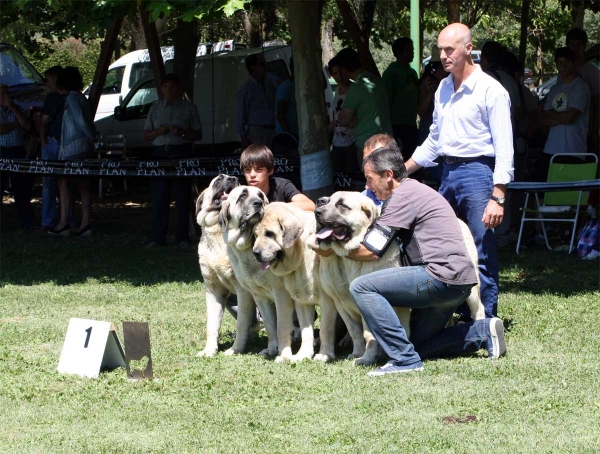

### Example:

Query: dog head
xmin=313 ymin=191 xmax=379 ymax=254
xmin=196 ymin=174 xmax=239 ymax=228
xmin=252 ymin=202 xmax=305 ymax=275
xmin=218 ymin=185 xmax=268 ymax=249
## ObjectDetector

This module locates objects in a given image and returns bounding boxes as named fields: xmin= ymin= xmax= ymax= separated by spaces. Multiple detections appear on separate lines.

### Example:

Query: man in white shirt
xmin=405 ymin=23 xmax=514 ymax=319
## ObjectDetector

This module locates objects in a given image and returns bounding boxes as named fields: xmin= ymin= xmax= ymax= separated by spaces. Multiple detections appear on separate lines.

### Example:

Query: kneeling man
xmin=347 ymin=146 xmax=506 ymax=376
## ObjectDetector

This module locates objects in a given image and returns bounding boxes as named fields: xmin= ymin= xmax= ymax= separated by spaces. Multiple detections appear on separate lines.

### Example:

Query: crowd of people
xmin=1 ymin=65 xmax=97 ymax=236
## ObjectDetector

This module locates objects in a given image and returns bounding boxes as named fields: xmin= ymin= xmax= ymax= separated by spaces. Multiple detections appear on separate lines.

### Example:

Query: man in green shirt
xmin=382 ymin=37 xmax=419 ymax=159
xmin=337 ymin=48 xmax=392 ymax=168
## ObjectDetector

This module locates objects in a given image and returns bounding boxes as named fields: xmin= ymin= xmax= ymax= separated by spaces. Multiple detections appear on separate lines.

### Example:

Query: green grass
xmin=1 ymin=192 xmax=599 ymax=453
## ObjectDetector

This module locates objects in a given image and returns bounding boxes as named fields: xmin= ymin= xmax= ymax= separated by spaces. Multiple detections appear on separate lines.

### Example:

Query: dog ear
xmin=280 ymin=216 xmax=304 ymax=250
xmin=218 ymin=199 xmax=231 ymax=229
xmin=361 ymin=201 xmax=378 ymax=225
xmin=195 ymin=189 xmax=206 ymax=217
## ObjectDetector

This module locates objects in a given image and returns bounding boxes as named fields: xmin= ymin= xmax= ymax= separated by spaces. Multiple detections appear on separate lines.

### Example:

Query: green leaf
xmin=219 ymin=0 xmax=247 ymax=17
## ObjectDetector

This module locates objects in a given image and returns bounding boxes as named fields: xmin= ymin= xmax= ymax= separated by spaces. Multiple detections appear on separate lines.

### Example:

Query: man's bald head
xmin=363 ymin=134 xmax=400 ymax=158
xmin=439 ymin=23 xmax=472 ymax=48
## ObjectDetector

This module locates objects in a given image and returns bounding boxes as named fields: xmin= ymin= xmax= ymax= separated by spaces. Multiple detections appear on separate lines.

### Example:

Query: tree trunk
xmin=139 ymin=6 xmax=167 ymax=99
xmin=173 ymin=18 xmax=198 ymax=100
xmin=89 ymin=19 xmax=122 ymax=116
xmin=518 ymin=0 xmax=531 ymax=71
xmin=573 ymin=0 xmax=585 ymax=28
xmin=448 ymin=0 xmax=461 ymax=23
xmin=288 ymin=0 xmax=333 ymax=199
xmin=321 ymin=19 xmax=334 ymax=69
xmin=130 ymin=15 xmax=165 ymax=51
xmin=335 ymin=0 xmax=379 ymax=77
xmin=242 ymin=10 xmax=261 ymax=47
xmin=536 ymin=35 xmax=543 ymax=86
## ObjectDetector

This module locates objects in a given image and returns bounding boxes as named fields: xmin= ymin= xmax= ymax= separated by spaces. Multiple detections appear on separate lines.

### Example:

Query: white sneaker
xmin=583 ymin=250 xmax=600 ymax=260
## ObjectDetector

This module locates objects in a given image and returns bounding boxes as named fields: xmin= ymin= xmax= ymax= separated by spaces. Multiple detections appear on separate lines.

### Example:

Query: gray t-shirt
xmin=144 ymin=99 xmax=202 ymax=147
xmin=543 ymin=76 xmax=590 ymax=155
xmin=376 ymin=178 xmax=478 ymax=286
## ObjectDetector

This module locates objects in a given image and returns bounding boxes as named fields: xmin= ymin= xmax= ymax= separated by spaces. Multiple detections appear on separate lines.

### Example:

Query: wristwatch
xmin=491 ymin=195 xmax=506 ymax=206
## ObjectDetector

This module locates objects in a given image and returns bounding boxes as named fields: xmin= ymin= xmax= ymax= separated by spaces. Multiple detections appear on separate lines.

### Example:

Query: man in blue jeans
xmin=337 ymin=146 xmax=506 ymax=376
xmin=405 ymin=23 xmax=514 ymax=320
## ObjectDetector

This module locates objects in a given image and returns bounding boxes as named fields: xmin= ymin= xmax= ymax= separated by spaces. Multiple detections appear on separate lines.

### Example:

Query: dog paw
xmin=354 ymin=355 xmax=377 ymax=366
xmin=196 ymin=348 xmax=217 ymax=358
xmin=347 ymin=351 xmax=364 ymax=360
xmin=274 ymin=355 xmax=293 ymax=364
xmin=313 ymin=353 xmax=333 ymax=362
xmin=258 ymin=347 xmax=276 ymax=356
xmin=223 ymin=348 xmax=241 ymax=356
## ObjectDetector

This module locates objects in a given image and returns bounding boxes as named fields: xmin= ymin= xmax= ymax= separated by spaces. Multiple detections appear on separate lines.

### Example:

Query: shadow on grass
xmin=1 ymin=186 xmax=204 ymax=287
xmin=498 ymin=248 xmax=600 ymax=297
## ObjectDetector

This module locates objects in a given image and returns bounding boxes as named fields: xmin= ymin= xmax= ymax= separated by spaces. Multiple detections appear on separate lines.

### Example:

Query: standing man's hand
xmin=482 ymin=201 xmax=504 ymax=229
xmin=482 ymin=186 xmax=507 ymax=229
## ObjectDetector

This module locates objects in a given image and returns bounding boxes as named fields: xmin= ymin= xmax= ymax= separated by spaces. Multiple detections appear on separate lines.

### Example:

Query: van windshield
xmin=0 ymin=47 xmax=44 ymax=87
xmin=124 ymin=79 xmax=158 ymax=116
xmin=103 ymin=66 xmax=125 ymax=94
xmin=129 ymin=62 xmax=152 ymax=89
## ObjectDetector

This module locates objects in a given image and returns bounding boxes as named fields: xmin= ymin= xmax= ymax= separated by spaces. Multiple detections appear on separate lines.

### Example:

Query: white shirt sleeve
xmin=487 ymin=90 xmax=514 ymax=185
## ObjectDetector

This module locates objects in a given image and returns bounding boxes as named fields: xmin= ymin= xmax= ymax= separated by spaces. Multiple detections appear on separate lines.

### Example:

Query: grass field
xmin=1 ymin=190 xmax=599 ymax=453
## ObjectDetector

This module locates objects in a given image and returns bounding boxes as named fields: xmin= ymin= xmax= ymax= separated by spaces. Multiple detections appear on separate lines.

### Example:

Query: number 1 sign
xmin=57 ymin=318 xmax=126 ymax=378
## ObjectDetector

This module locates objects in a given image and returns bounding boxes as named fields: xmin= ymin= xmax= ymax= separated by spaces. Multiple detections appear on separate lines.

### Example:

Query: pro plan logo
xmin=552 ymin=92 xmax=568 ymax=112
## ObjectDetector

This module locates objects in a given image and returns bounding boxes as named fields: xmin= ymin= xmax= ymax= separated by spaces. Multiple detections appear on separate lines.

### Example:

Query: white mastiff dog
xmin=195 ymin=174 xmax=257 ymax=357
xmin=253 ymin=202 xmax=338 ymax=362
xmin=218 ymin=185 xmax=296 ymax=362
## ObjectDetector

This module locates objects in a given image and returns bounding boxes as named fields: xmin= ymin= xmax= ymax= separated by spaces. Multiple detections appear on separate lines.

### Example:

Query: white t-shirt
xmin=543 ymin=76 xmax=590 ymax=155
xmin=330 ymin=89 xmax=355 ymax=147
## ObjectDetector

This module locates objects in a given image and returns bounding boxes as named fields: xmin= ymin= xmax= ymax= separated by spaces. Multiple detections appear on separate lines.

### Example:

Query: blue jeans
xmin=350 ymin=266 xmax=490 ymax=365
xmin=439 ymin=157 xmax=499 ymax=318
xmin=41 ymin=139 xmax=75 ymax=228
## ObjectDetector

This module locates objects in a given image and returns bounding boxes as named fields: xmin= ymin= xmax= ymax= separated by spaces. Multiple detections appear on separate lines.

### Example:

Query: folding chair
xmin=97 ymin=134 xmax=128 ymax=199
xmin=515 ymin=153 xmax=599 ymax=254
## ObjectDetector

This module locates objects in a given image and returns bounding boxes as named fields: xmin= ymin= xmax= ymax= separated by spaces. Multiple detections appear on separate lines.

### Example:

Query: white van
xmin=88 ymin=41 xmax=246 ymax=121
xmin=94 ymin=45 xmax=333 ymax=155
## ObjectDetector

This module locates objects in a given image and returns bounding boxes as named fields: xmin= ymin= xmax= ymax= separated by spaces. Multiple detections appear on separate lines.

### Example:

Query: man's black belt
xmin=443 ymin=155 xmax=486 ymax=164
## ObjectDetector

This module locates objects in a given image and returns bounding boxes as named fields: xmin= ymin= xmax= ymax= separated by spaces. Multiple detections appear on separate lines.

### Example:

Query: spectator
xmin=275 ymin=57 xmax=298 ymax=139
xmin=24 ymin=107 xmax=42 ymax=159
xmin=236 ymin=53 xmax=277 ymax=149
xmin=360 ymin=133 xmax=399 ymax=207
xmin=335 ymin=48 xmax=392 ymax=169
xmin=0 ymin=83 xmax=34 ymax=230
xmin=566 ymin=27 xmax=599 ymax=153
xmin=417 ymin=45 xmax=449 ymax=181
xmin=480 ymin=41 xmax=522 ymax=150
xmin=50 ymin=67 xmax=96 ymax=237
xmin=327 ymin=56 xmax=357 ymax=175
xmin=405 ymin=23 xmax=514 ymax=320
xmin=538 ymin=47 xmax=590 ymax=180
xmin=39 ymin=65 xmax=73 ymax=232
xmin=339 ymin=146 xmax=507 ymax=376
xmin=382 ymin=37 xmax=419 ymax=159
xmin=240 ymin=144 xmax=314 ymax=211
xmin=143 ymin=73 xmax=203 ymax=248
